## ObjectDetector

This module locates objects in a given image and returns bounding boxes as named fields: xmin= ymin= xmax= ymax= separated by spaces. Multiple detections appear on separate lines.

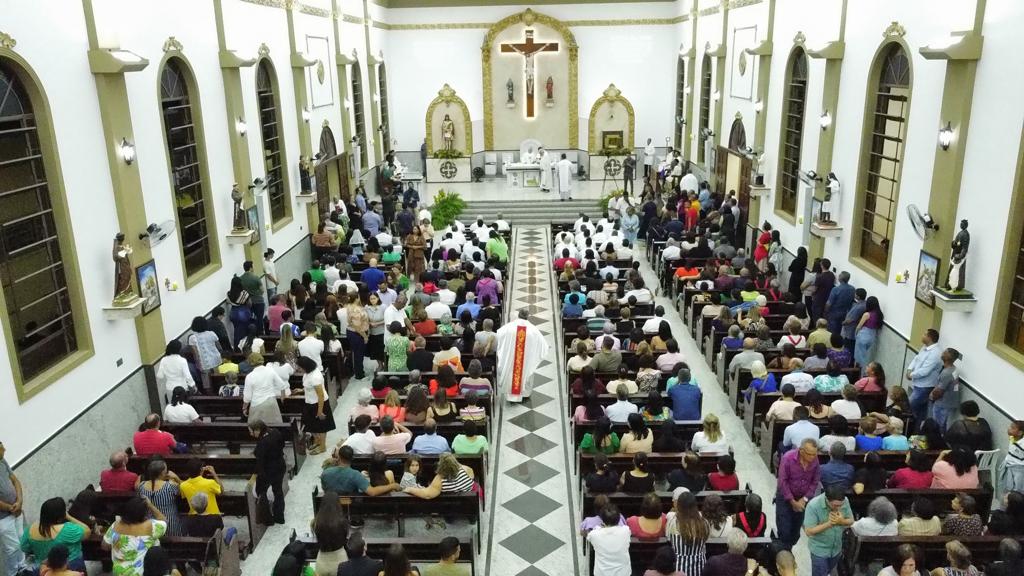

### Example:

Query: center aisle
xmin=485 ymin=226 xmax=582 ymax=576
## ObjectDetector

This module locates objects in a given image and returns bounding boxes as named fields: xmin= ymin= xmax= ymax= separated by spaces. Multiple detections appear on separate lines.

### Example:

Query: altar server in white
xmin=643 ymin=137 xmax=656 ymax=178
xmin=496 ymin=309 xmax=550 ymax=403
xmin=538 ymin=147 xmax=553 ymax=192
xmin=556 ymin=153 xmax=574 ymax=201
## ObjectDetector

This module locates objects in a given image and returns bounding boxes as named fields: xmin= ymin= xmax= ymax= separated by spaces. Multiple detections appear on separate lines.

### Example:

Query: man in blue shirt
xmin=781 ymin=406 xmax=820 ymax=452
xmin=562 ymin=281 xmax=586 ymax=307
xmin=360 ymin=259 xmax=385 ymax=293
xmin=456 ymin=293 xmax=481 ymax=320
xmin=825 ymin=271 xmax=856 ymax=336
xmin=411 ymin=419 xmax=450 ymax=455
xmin=906 ymin=328 xmax=943 ymax=431
xmin=321 ymin=446 xmax=399 ymax=496
xmin=563 ymin=293 xmax=583 ymax=318
xmin=363 ymin=203 xmax=384 ymax=237
xmin=818 ymin=441 xmax=855 ymax=492
xmin=840 ymin=288 xmax=867 ymax=351
xmin=667 ymin=368 xmax=702 ymax=421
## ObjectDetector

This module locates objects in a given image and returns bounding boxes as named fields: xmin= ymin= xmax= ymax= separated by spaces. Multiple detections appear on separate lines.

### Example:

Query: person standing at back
xmin=824 ymin=271 xmax=855 ymax=335
xmin=811 ymin=259 xmax=835 ymax=323
xmin=905 ymin=328 xmax=942 ymax=431
xmin=802 ymin=485 xmax=854 ymax=576
xmin=643 ymin=138 xmax=656 ymax=179
xmin=249 ymin=419 xmax=287 ymax=525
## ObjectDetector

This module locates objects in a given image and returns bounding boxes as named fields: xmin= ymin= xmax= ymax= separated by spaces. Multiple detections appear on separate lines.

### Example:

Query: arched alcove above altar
xmin=425 ymin=83 xmax=472 ymax=156
xmin=588 ymin=84 xmax=636 ymax=154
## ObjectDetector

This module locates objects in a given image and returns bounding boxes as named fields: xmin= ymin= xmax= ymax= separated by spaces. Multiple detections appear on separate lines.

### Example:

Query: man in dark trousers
xmin=811 ymin=258 xmax=836 ymax=323
xmin=249 ymin=419 xmax=286 ymax=524
xmin=622 ymin=152 xmax=636 ymax=194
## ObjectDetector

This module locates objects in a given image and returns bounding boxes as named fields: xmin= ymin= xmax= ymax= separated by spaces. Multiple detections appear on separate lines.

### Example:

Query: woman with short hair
xmin=931 ymin=540 xmax=979 ymax=576
xmin=876 ymin=544 xmax=924 ymax=576
xmin=852 ymin=496 xmax=898 ymax=536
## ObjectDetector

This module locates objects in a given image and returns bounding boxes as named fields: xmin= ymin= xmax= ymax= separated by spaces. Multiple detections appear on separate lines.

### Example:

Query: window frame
xmin=699 ymin=54 xmax=712 ymax=165
xmin=849 ymin=41 xmax=913 ymax=280
xmin=256 ymin=59 xmax=292 ymax=229
xmin=674 ymin=57 xmax=686 ymax=150
xmin=157 ymin=55 xmax=220 ymax=286
xmin=0 ymin=53 xmax=93 ymax=402
xmin=774 ymin=47 xmax=808 ymax=223
xmin=378 ymin=62 xmax=390 ymax=156
xmin=989 ymin=126 xmax=1024 ymax=367
xmin=351 ymin=60 xmax=368 ymax=172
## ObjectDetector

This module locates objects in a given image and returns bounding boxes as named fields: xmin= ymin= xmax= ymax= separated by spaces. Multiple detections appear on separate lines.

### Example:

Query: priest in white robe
xmin=556 ymin=153 xmax=574 ymax=201
xmin=538 ymin=147 xmax=553 ymax=192
xmin=496 ymin=308 xmax=550 ymax=403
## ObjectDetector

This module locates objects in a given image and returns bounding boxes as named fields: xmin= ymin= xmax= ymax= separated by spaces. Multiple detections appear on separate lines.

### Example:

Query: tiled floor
xmin=240 ymin=189 xmax=814 ymax=575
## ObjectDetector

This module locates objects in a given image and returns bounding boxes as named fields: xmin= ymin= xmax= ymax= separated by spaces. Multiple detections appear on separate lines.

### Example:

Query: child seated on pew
xmin=882 ymin=419 xmax=910 ymax=451
xmin=400 ymin=454 xmax=423 ymax=489
xmin=707 ymin=454 xmax=739 ymax=491
xmin=856 ymin=417 xmax=884 ymax=451
xmin=215 ymin=351 xmax=239 ymax=374
xmin=218 ymin=372 xmax=242 ymax=397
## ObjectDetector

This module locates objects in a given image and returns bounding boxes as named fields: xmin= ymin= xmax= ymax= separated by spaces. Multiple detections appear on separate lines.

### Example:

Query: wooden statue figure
xmin=231 ymin=183 xmax=247 ymax=231
xmin=506 ymin=77 xmax=515 ymax=104
xmin=545 ymin=76 xmax=554 ymax=101
xmin=441 ymin=114 xmax=455 ymax=152
xmin=299 ymin=156 xmax=313 ymax=194
xmin=112 ymin=233 xmax=134 ymax=305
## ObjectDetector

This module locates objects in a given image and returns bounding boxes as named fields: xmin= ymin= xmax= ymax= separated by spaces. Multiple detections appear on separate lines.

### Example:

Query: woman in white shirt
xmin=829 ymin=385 xmax=863 ymax=420
xmin=157 ymin=340 xmax=196 ymax=401
xmin=691 ymin=413 xmax=731 ymax=454
xmin=297 ymin=356 xmax=335 ymax=455
xmin=851 ymin=496 xmax=899 ymax=536
xmin=297 ymin=328 xmax=325 ymax=370
xmin=776 ymin=319 xmax=808 ymax=349
xmin=163 ymin=386 xmax=200 ymax=423
xmin=567 ymin=342 xmax=593 ymax=374
xmin=243 ymin=353 xmax=290 ymax=424
xmin=587 ymin=506 xmax=632 ymax=576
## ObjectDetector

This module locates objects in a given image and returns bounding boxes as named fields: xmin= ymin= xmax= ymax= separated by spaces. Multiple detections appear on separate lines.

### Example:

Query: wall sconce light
xmin=684 ymin=86 xmax=692 ymax=96
xmin=712 ymin=91 xmax=721 ymax=102
xmin=302 ymin=107 xmax=310 ymax=123
xmin=119 ymin=138 xmax=136 ymax=165
xmin=236 ymin=117 xmax=247 ymax=136
xmin=819 ymin=110 xmax=832 ymax=130
xmin=753 ymin=100 xmax=763 ymax=113
xmin=344 ymin=98 xmax=352 ymax=109
xmin=938 ymin=122 xmax=954 ymax=150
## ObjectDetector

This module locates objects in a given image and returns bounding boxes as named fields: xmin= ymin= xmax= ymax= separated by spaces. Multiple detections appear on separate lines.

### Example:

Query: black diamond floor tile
xmin=505 ymin=432 xmax=558 ymax=458
xmin=507 ymin=410 xmax=556 ymax=432
xmin=515 ymin=567 xmax=550 ymax=576
xmin=499 ymin=525 xmax=565 ymax=563
xmin=501 ymin=489 xmax=562 ymax=523
xmin=503 ymin=459 xmax=560 ymax=488
xmin=524 ymin=389 xmax=553 ymax=409
xmin=527 ymin=315 xmax=549 ymax=325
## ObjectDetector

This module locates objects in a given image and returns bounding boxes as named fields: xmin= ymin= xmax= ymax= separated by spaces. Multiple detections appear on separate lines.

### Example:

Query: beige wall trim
xmin=482 ymin=8 xmax=578 ymax=150
xmin=988 ymin=124 xmax=1024 ymax=369
xmin=378 ymin=16 xmax=688 ymax=31
xmin=239 ymin=0 xmax=330 ymax=17
xmin=377 ymin=0 xmax=674 ymax=7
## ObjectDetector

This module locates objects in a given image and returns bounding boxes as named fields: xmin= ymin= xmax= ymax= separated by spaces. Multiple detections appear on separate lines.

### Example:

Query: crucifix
xmin=500 ymin=30 xmax=559 ymax=118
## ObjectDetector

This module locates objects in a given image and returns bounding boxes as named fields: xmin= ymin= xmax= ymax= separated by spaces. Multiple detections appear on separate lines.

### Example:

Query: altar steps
xmin=459 ymin=198 xmax=604 ymax=227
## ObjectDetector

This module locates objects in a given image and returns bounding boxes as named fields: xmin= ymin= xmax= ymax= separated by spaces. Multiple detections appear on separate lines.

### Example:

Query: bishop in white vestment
xmin=538 ymin=148 xmax=553 ymax=192
xmin=496 ymin=309 xmax=550 ymax=402
xmin=556 ymin=154 xmax=574 ymax=201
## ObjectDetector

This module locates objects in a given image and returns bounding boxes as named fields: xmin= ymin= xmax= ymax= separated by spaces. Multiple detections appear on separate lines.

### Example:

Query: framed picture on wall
xmin=915 ymin=250 xmax=940 ymax=308
xmin=135 ymin=260 xmax=160 ymax=316
xmin=247 ymin=206 xmax=261 ymax=246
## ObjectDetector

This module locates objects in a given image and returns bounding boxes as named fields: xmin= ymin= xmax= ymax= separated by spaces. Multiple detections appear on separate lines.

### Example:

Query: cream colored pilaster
xmin=745 ymin=0 xmax=775 ymax=227
xmin=683 ymin=7 xmax=698 ymax=162
xmin=710 ymin=0 xmax=729 ymax=188
xmin=286 ymin=5 xmax=320 ymax=228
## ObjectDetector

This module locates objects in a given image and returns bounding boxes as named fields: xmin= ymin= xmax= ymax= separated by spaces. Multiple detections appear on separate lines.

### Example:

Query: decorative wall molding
xmin=481 ymin=8 xmax=578 ymax=150
xmin=342 ymin=14 xmax=364 ymax=25
xmin=728 ymin=0 xmax=762 ymax=8
xmin=425 ymin=84 xmax=473 ymax=155
xmin=299 ymin=4 xmax=331 ymax=17
xmin=588 ymin=83 xmax=636 ymax=153
xmin=883 ymin=21 xmax=907 ymax=38
xmin=0 ymin=31 xmax=15 ymax=49
xmin=238 ymin=0 xmax=329 ymax=17
xmin=370 ymin=15 xmax=690 ymax=31
xmin=162 ymin=36 xmax=183 ymax=52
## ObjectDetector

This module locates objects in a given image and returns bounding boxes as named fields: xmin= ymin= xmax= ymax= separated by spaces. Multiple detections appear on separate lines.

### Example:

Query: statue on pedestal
xmin=545 ymin=76 xmax=554 ymax=102
xmin=945 ymin=219 xmax=970 ymax=292
xmin=441 ymin=114 xmax=455 ymax=152
xmin=506 ymin=77 xmax=515 ymax=104
xmin=299 ymin=156 xmax=313 ymax=194
xmin=112 ymin=233 xmax=135 ymax=305
xmin=231 ymin=183 xmax=247 ymax=231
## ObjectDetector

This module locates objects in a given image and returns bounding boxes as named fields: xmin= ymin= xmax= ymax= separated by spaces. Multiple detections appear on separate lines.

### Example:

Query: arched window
xmin=674 ymin=57 xmax=686 ymax=149
xmin=350 ymin=61 xmax=367 ymax=170
xmin=699 ymin=54 xmax=712 ymax=164
xmin=0 ymin=59 xmax=82 ymax=385
xmin=378 ymin=63 xmax=390 ymax=155
xmin=777 ymin=48 xmax=808 ymax=218
xmin=160 ymin=58 xmax=215 ymax=278
xmin=854 ymin=43 xmax=911 ymax=271
xmin=257 ymin=60 xmax=289 ymax=223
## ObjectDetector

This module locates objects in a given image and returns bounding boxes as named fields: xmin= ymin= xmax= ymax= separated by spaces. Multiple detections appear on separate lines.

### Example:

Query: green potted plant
xmin=430 ymin=189 xmax=467 ymax=229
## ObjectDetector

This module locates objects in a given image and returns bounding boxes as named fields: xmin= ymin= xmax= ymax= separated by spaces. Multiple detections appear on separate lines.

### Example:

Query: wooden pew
xmin=577 ymin=452 xmax=726 ymax=488
xmin=846 ymin=486 xmax=993 ymax=520
xmin=190 ymin=394 xmax=306 ymax=420
xmin=572 ymin=420 xmax=702 ymax=447
xmin=581 ymin=488 xmax=750 ymax=518
xmin=311 ymin=488 xmax=483 ymax=543
xmin=842 ymin=534 xmax=1022 ymax=575
xmin=346 ymin=453 xmax=487 ymax=487
xmin=160 ymin=420 xmax=305 ymax=474
xmin=758 ymin=418 xmax=915 ymax=469
xmin=351 ymin=421 xmax=492 ymax=447
xmin=128 ymin=454 xmax=261 ymax=479
xmin=589 ymin=536 xmax=773 ymax=576
xmin=742 ymin=389 xmax=886 ymax=439
xmin=290 ymin=531 xmax=479 ymax=574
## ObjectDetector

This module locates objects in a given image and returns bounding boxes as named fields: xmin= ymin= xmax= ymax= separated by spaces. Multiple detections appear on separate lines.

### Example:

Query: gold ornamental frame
xmin=425 ymin=83 xmax=473 ymax=155
xmin=481 ymin=8 xmax=578 ymax=149
xmin=587 ymin=83 xmax=635 ymax=153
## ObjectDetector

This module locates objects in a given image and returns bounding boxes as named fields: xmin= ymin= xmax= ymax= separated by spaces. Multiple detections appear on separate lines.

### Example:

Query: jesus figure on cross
xmin=501 ymin=30 xmax=558 ymax=118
